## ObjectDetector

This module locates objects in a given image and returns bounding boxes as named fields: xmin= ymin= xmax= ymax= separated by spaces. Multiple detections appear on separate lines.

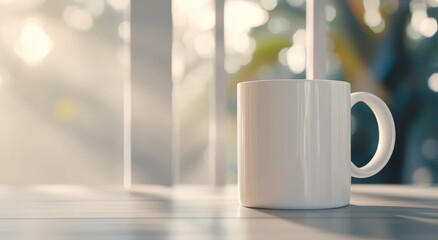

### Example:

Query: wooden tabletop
xmin=0 ymin=185 xmax=437 ymax=239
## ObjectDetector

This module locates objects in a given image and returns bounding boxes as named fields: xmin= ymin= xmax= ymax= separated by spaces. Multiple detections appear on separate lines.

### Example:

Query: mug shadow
xmin=239 ymin=191 xmax=438 ymax=239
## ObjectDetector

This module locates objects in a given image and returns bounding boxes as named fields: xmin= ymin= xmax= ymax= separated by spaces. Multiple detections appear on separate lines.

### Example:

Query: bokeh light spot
xmin=63 ymin=5 xmax=94 ymax=31
xmin=287 ymin=0 xmax=304 ymax=7
xmin=15 ymin=18 xmax=53 ymax=65
xmin=412 ymin=167 xmax=432 ymax=184
xmin=363 ymin=0 xmax=380 ymax=10
xmin=292 ymin=28 xmax=306 ymax=45
xmin=422 ymin=138 xmax=438 ymax=160
xmin=118 ymin=21 xmax=130 ymax=42
xmin=325 ymin=5 xmax=336 ymax=22
xmin=106 ymin=0 xmax=128 ymax=10
xmin=428 ymin=73 xmax=438 ymax=92
xmin=267 ymin=17 xmax=290 ymax=34
xmin=194 ymin=32 xmax=215 ymax=59
xmin=419 ymin=18 xmax=437 ymax=37
xmin=260 ymin=0 xmax=277 ymax=11
xmin=225 ymin=1 xmax=268 ymax=33
xmin=53 ymin=99 xmax=79 ymax=122
xmin=278 ymin=48 xmax=288 ymax=66
xmin=286 ymin=44 xmax=306 ymax=74
xmin=364 ymin=9 xmax=382 ymax=28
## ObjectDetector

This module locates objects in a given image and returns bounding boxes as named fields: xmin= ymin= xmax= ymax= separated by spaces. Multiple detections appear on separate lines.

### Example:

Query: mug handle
xmin=350 ymin=92 xmax=396 ymax=178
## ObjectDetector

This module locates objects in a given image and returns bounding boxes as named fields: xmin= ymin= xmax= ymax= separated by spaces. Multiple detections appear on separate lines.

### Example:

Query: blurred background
xmin=0 ymin=0 xmax=437 ymax=185
xmin=174 ymin=0 xmax=438 ymax=185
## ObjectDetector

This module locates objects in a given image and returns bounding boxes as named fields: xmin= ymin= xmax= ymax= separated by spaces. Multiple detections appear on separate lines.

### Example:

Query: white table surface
xmin=0 ymin=185 xmax=437 ymax=239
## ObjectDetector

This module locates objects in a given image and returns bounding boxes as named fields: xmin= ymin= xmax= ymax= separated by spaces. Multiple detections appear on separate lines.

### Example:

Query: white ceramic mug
xmin=238 ymin=79 xmax=395 ymax=209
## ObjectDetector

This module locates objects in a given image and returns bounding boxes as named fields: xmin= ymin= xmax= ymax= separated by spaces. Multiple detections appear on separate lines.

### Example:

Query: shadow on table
xmin=252 ymin=206 xmax=438 ymax=239
xmin=352 ymin=190 xmax=438 ymax=203
xmin=239 ymin=191 xmax=438 ymax=239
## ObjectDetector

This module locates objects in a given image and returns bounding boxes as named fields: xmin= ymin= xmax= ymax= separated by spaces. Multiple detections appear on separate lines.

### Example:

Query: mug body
xmin=238 ymin=79 xmax=351 ymax=209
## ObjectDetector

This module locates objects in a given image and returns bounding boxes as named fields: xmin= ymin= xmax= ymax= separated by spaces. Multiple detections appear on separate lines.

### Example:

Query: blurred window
xmin=0 ymin=0 xmax=129 ymax=184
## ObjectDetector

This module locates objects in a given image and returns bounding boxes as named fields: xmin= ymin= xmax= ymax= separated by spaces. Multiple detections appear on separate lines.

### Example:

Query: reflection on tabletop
xmin=0 ymin=185 xmax=436 ymax=239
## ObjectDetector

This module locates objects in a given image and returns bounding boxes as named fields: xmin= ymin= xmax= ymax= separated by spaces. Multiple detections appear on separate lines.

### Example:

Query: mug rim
xmin=237 ymin=79 xmax=350 ymax=87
